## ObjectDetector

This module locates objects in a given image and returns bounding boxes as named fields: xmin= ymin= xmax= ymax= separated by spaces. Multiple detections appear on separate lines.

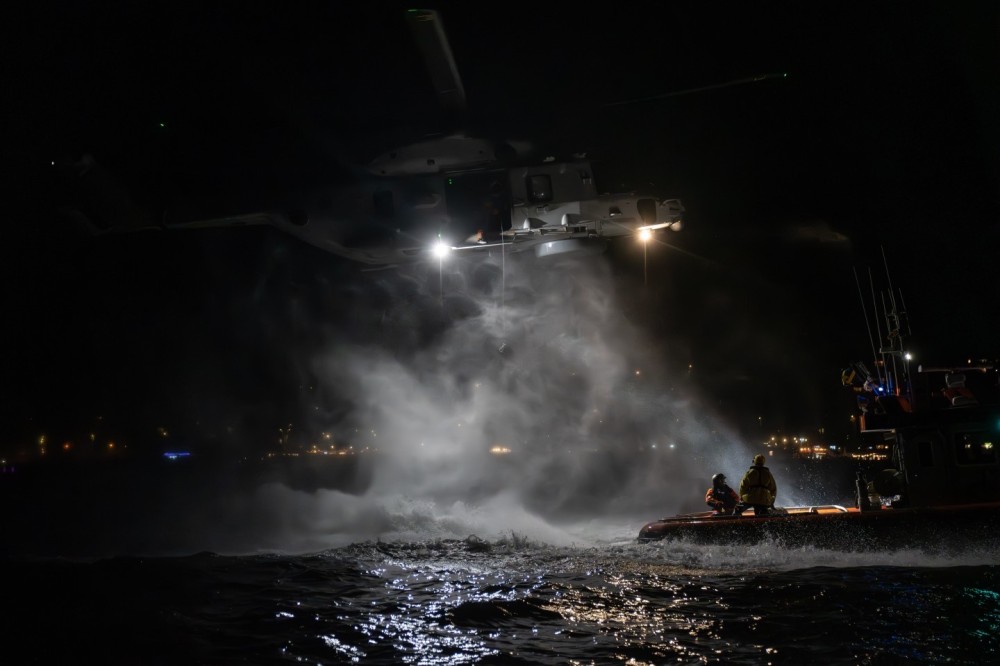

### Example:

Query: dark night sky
xmin=4 ymin=0 xmax=1000 ymax=452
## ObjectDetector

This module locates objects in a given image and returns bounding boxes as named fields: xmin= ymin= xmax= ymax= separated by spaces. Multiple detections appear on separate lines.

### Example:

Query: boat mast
xmin=877 ymin=247 xmax=912 ymax=403
xmin=854 ymin=266 xmax=884 ymax=387
xmin=867 ymin=266 xmax=887 ymax=388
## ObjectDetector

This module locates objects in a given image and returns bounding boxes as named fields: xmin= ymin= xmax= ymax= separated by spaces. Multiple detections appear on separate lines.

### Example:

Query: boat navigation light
xmin=904 ymin=352 xmax=913 ymax=361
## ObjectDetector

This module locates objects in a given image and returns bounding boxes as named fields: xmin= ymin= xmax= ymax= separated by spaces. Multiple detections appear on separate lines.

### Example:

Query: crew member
xmin=739 ymin=454 xmax=777 ymax=516
xmin=705 ymin=473 xmax=740 ymax=515
xmin=856 ymin=471 xmax=873 ymax=511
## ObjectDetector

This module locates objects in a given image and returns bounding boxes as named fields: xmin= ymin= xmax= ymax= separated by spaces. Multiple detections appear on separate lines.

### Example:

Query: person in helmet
xmin=739 ymin=454 xmax=777 ymax=516
xmin=705 ymin=473 xmax=740 ymax=515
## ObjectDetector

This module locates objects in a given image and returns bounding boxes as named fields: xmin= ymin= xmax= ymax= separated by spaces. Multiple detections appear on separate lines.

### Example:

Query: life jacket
xmin=740 ymin=465 xmax=776 ymax=505
xmin=706 ymin=485 xmax=738 ymax=511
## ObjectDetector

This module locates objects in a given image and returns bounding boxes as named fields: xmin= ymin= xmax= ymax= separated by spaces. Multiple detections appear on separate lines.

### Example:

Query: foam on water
xmin=227 ymin=484 xmax=1000 ymax=574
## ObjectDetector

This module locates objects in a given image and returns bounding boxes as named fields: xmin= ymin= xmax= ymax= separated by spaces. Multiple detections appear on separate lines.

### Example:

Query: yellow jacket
xmin=739 ymin=464 xmax=777 ymax=505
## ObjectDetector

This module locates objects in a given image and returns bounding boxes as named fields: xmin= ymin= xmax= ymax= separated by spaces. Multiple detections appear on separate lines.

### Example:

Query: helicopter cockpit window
xmin=954 ymin=431 xmax=997 ymax=465
xmin=525 ymin=174 xmax=553 ymax=204
xmin=373 ymin=190 xmax=395 ymax=219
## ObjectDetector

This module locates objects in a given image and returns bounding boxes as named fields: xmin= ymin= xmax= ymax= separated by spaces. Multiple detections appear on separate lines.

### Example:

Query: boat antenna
xmin=879 ymin=246 xmax=911 ymax=400
xmin=881 ymin=246 xmax=896 ymax=303
xmin=881 ymin=246 xmax=908 ymax=345
xmin=898 ymin=289 xmax=913 ymax=338
xmin=854 ymin=266 xmax=881 ymax=383
xmin=880 ymin=290 xmax=900 ymax=395
xmin=867 ymin=266 xmax=887 ymax=387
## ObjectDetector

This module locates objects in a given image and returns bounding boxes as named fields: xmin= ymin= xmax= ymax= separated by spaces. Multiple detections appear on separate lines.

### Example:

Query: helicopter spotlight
xmin=431 ymin=240 xmax=451 ymax=260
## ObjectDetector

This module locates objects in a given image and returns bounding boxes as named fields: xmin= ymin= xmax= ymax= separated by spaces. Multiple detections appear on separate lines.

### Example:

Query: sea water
xmin=5 ymin=526 xmax=999 ymax=665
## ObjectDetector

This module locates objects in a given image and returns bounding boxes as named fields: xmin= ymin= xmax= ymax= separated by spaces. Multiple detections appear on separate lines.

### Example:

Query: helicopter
xmin=40 ymin=8 xmax=791 ymax=270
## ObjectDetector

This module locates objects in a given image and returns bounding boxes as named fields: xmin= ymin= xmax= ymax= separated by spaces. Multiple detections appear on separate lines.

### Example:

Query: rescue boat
xmin=639 ymin=272 xmax=1000 ymax=548
xmin=637 ymin=501 xmax=1000 ymax=549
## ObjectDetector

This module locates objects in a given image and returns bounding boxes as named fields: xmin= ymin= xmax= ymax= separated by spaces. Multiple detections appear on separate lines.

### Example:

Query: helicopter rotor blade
xmin=405 ymin=9 xmax=468 ymax=123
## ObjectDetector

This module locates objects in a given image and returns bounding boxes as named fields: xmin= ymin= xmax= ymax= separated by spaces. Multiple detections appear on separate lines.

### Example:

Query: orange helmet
xmin=753 ymin=454 xmax=766 ymax=465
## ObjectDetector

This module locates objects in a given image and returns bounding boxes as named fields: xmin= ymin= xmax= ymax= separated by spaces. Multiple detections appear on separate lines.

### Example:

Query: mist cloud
xmin=286 ymin=249 xmax=767 ymax=546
